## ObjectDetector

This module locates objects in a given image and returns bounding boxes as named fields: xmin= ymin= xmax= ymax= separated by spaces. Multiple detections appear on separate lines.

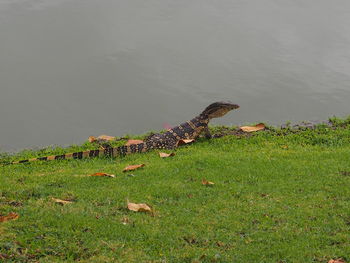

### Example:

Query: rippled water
xmin=1 ymin=0 xmax=350 ymax=152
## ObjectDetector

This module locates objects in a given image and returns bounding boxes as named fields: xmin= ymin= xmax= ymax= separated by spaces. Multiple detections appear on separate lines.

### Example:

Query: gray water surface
xmin=1 ymin=0 xmax=350 ymax=152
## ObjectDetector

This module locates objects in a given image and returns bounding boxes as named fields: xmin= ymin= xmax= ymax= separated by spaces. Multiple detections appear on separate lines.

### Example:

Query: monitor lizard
xmin=6 ymin=101 xmax=239 ymax=165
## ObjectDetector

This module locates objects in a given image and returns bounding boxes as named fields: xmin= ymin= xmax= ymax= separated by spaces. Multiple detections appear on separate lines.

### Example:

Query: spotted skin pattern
xmin=6 ymin=102 xmax=239 ymax=165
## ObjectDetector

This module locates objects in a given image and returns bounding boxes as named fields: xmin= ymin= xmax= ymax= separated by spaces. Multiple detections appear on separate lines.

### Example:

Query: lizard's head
xmin=201 ymin=101 xmax=240 ymax=119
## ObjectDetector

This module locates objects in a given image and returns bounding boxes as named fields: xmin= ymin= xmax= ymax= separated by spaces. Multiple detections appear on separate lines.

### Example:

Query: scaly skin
xmin=7 ymin=102 xmax=239 ymax=165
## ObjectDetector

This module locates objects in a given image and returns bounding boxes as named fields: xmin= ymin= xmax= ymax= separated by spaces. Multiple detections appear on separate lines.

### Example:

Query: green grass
xmin=1 ymin=122 xmax=350 ymax=262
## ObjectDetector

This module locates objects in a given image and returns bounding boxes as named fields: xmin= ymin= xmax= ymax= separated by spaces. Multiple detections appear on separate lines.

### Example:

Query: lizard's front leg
xmin=203 ymin=126 xmax=212 ymax=139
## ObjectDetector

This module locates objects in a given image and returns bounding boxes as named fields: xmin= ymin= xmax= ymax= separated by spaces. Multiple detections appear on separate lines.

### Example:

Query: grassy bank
xmin=1 ymin=119 xmax=350 ymax=262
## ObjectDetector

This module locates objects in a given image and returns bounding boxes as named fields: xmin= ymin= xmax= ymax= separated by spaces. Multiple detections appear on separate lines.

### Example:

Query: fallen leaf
xmin=125 ymin=139 xmax=144 ymax=146
xmin=239 ymin=123 xmax=265 ymax=132
xmin=328 ymin=259 xmax=346 ymax=263
xmin=90 ymin=172 xmax=115 ymax=178
xmin=123 ymin=164 xmax=145 ymax=172
xmin=121 ymin=216 xmax=130 ymax=225
xmin=88 ymin=136 xmax=97 ymax=143
xmin=127 ymin=201 xmax=152 ymax=212
xmin=176 ymin=139 xmax=195 ymax=147
xmin=202 ymin=179 xmax=215 ymax=186
xmin=0 ymin=212 xmax=19 ymax=223
xmin=52 ymin=198 xmax=73 ymax=205
xmin=97 ymin=135 xmax=116 ymax=141
xmin=159 ymin=152 xmax=175 ymax=158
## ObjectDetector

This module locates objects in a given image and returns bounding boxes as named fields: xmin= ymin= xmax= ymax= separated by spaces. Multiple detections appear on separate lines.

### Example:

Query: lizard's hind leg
xmin=203 ymin=126 xmax=212 ymax=139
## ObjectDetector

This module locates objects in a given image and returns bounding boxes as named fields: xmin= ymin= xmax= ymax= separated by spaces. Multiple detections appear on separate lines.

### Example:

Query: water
xmin=1 ymin=0 xmax=350 ymax=152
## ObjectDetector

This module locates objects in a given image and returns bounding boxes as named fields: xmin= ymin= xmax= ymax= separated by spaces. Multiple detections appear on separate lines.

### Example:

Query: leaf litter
xmin=0 ymin=212 xmax=19 ymax=223
xmin=123 ymin=164 xmax=145 ymax=172
xmin=328 ymin=259 xmax=346 ymax=263
xmin=176 ymin=139 xmax=195 ymax=147
xmin=52 ymin=198 xmax=74 ymax=205
xmin=239 ymin=123 xmax=265 ymax=132
xmin=88 ymin=135 xmax=116 ymax=143
xmin=127 ymin=201 xmax=152 ymax=213
xmin=159 ymin=152 xmax=175 ymax=158
xmin=202 ymin=179 xmax=215 ymax=186
xmin=125 ymin=139 xmax=144 ymax=146
xmin=89 ymin=172 xmax=116 ymax=178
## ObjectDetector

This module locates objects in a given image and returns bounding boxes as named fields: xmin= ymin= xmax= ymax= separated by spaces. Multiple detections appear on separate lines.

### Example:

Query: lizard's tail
xmin=4 ymin=148 xmax=108 ymax=166
xmin=117 ymin=142 xmax=148 ymax=155
xmin=2 ymin=142 xmax=148 ymax=166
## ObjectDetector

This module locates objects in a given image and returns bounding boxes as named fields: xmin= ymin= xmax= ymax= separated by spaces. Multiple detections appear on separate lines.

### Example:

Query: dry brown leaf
xmin=328 ymin=259 xmax=346 ymax=263
xmin=122 ymin=164 xmax=145 ymax=172
xmin=125 ymin=139 xmax=144 ymax=146
xmin=88 ymin=136 xmax=97 ymax=143
xmin=52 ymin=198 xmax=73 ymax=205
xmin=127 ymin=202 xmax=152 ymax=212
xmin=121 ymin=216 xmax=130 ymax=225
xmin=0 ymin=212 xmax=19 ymax=223
xmin=159 ymin=152 xmax=175 ymax=158
xmin=176 ymin=139 xmax=195 ymax=147
xmin=90 ymin=172 xmax=115 ymax=178
xmin=97 ymin=135 xmax=116 ymax=141
xmin=202 ymin=179 xmax=215 ymax=186
xmin=239 ymin=123 xmax=265 ymax=132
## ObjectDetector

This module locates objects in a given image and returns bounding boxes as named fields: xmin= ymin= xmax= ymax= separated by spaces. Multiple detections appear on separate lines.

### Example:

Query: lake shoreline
xmin=1 ymin=115 xmax=349 ymax=157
